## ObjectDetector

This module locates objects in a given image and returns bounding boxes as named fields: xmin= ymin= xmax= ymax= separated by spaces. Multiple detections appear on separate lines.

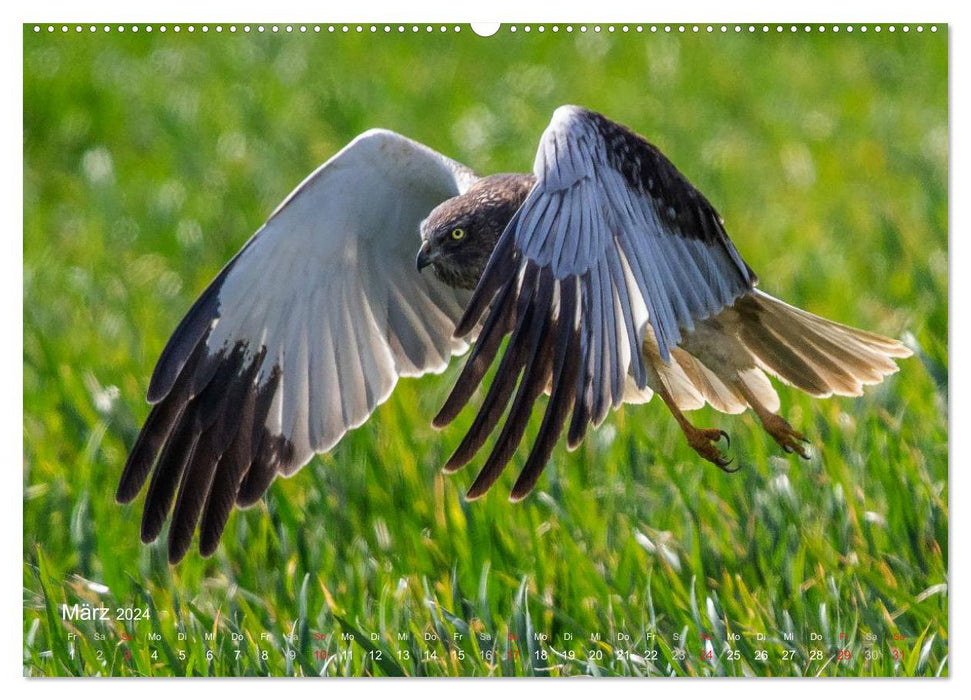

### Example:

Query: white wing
xmin=117 ymin=129 xmax=477 ymax=561
xmin=436 ymin=105 xmax=756 ymax=499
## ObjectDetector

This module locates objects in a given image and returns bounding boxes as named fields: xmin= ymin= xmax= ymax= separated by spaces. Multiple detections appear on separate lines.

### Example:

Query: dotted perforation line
xmin=505 ymin=24 xmax=937 ymax=33
xmin=31 ymin=24 xmax=466 ymax=34
xmin=31 ymin=23 xmax=940 ymax=35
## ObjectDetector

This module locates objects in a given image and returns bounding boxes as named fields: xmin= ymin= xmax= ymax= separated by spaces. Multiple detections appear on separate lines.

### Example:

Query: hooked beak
xmin=416 ymin=241 xmax=438 ymax=272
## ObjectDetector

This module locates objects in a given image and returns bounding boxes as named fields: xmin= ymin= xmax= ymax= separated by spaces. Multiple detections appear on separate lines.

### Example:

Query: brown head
xmin=417 ymin=173 xmax=535 ymax=290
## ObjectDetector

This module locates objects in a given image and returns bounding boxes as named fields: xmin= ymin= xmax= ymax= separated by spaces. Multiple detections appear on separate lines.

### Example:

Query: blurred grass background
xmin=23 ymin=24 xmax=947 ymax=676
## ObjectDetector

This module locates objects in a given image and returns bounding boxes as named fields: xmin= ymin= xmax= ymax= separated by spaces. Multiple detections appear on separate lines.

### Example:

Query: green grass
xmin=23 ymin=24 xmax=947 ymax=677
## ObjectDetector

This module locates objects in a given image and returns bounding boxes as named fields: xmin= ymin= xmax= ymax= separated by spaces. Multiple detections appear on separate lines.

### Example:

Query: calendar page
xmin=22 ymin=21 xmax=948 ymax=678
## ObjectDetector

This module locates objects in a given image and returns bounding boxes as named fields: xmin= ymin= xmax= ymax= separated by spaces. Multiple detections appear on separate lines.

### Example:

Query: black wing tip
xmin=137 ymin=525 xmax=208 ymax=564
xmin=441 ymin=458 xmax=467 ymax=474
xmin=140 ymin=521 xmax=161 ymax=545
xmin=117 ymin=459 xmax=146 ymax=504
xmin=167 ymin=537 xmax=191 ymax=565
xmin=453 ymin=315 xmax=479 ymax=342
xmin=145 ymin=382 xmax=166 ymax=406
xmin=168 ymin=504 xmax=233 ymax=562
xmin=117 ymin=449 xmax=148 ymax=503
xmin=466 ymin=473 xmax=542 ymax=501
xmin=125 ymin=347 xmax=285 ymax=564
xmin=115 ymin=480 xmax=139 ymax=504
xmin=508 ymin=488 xmax=532 ymax=503
xmin=236 ymin=483 xmax=267 ymax=508
xmin=198 ymin=495 xmax=235 ymax=557
xmin=235 ymin=431 xmax=291 ymax=507
xmin=429 ymin=416 xmax=448 ymax=431
xmin=198 ymin=538 xmax=220 ymax=558
xmin=509 ymin=468 xmax=543 ymax=502
xmin=567 ymin=420 xmax=588 ymax=451
xmin=431 ymin=409 xmax=453 ymax=430
xmin=464 ymin=484 xmax=490 ymax=501
xmin=144 ymin=252 xmax=241 ymax=406
xmin=443 ymin=435 xmax=478 ymax=472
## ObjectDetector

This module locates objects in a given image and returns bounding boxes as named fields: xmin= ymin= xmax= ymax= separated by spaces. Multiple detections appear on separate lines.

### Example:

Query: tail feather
xmin=622 ymin=290 xmax=908 ymax=418
xmin=735 ymin=290 xmax=911 ymax=398
xmin=756 ymin=307 xmax=879 ymax=391
xmin=737 ymin=320 xmax=832 ymax=395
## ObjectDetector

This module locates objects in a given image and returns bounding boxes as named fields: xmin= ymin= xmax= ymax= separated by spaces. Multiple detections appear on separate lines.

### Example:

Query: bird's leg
xmin=654 ymin=380 xmax=736 ymax=472
xmin=734 ymin=381 xmax=810 ymax=459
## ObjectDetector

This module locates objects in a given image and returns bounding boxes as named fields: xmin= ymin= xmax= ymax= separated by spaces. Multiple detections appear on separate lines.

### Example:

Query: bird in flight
xmin=117 ymin=105 xmax=911 ymax=563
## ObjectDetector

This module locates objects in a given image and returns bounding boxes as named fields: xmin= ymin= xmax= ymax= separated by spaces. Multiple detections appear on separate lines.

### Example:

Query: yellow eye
xmin=450 ymin=228 xmax=466 ymax=241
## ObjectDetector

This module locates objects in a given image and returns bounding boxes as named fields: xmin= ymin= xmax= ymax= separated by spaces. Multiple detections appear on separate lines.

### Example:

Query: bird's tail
xmin=731 ymin=290 xmax=912 ymax=398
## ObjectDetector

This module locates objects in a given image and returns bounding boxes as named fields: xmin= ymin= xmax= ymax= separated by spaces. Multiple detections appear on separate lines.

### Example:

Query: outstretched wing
xmin=117 ymin=129 xmax=477 ymax=562
xmin=435 ymin=105 xmax=757 ymax=499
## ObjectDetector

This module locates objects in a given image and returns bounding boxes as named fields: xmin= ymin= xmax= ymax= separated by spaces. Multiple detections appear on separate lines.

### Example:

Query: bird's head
xmin=417 ymin=173 xmax=534 ymax=290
